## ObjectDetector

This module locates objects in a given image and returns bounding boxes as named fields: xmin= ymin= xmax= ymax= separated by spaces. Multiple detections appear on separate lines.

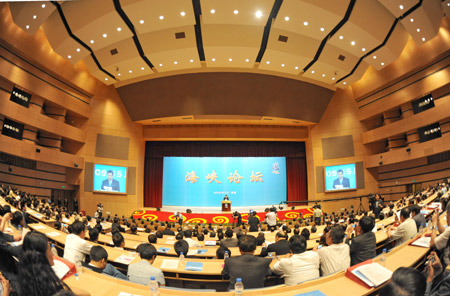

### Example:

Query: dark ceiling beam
xmin=337 ymin=0 xmax=423 ymax=84
xmin=113 ymin=0 xmax=155 ymax=71
xmin=302 ymin=0 xmax=356 ymax=73
xmin=192 ymin=0 xmax=205 ymax=61
xmin=255 ymin=0 xmax=283 ymax=63
xmin=51 ymin=1 xmax=116 ymax=80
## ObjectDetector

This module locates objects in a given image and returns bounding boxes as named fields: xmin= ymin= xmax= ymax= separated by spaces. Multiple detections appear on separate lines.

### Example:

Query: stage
xmin=132 ymin=207 xmax=314 ymax=224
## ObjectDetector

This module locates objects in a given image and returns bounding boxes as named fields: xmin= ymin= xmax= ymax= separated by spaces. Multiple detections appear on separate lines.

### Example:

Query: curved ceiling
xmin=7 ymin=0 xmax=449 ymax=89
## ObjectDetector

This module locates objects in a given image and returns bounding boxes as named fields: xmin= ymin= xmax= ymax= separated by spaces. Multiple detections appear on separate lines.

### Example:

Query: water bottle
xmin=235 ymin=278 xmax=244 ymax=295
xmin=179 ymin=252 xmax=185 ymax=266
xmin=379 ymin=248 xmax=387 ymax=267
xmin=74 ymin=273 xmax=79 ymax=281
xmin=224 ymin=251 xmax=229 ymax=259
xmin=419 ymin=223 xmax=424 ymax=234
xmin=381 ymin=224 xmax=385 ymax=232
xmin=149 ymin=276 xmax=159 ymax=296
xmin=51 ymin=243 xmax=58 ymax=256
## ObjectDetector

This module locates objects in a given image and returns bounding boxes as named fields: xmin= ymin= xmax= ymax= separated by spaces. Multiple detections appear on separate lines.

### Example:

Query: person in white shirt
xmin=387 ymin=207 xmax=417 ymax=245
xmin=430 ymin=203 xmax=450 ymax=250
xmin=63 ymin=220 xmax=92 ymax=264
xmin=265 ymin=209 xmax=277 ymax=231
xmin=315 ymin=225 xmax=350 ymax=276
xmin=183 ymin=229 xmax=201 ymax=248
xmin=273 ymin=235 xmax=320 ymax=285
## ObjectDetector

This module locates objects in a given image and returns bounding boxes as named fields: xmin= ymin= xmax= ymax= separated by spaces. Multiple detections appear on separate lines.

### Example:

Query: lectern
xmin=222 ymin=200 xmax=231 ymax=212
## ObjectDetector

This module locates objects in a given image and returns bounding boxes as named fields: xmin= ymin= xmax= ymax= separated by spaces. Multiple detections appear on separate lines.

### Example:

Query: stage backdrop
xmin=144 ymin=141 xmax=307 ymax=208
xmin=163 ymin=157 xmax=286 ymax=207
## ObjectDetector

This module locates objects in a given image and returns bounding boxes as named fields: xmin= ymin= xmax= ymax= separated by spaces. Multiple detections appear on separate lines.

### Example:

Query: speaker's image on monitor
xmin=324 ymin=163 xmax=357 ymax=192
xmin=93 ymin=164 xmax=127 ymax=194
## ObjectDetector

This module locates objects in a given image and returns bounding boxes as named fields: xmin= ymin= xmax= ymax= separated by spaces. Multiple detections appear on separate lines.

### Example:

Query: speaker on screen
xmin=2 ymin=118 xmax=24 ymax=140
xmin=418 ymin=122 xmax=441 ymax=143
xmin=10 ymin=87 xmax=31 ymax=108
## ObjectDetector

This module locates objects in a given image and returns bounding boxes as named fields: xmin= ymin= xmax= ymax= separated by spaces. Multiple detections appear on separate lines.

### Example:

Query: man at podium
xmin=222 ymin=195 xmax=231 ymax=212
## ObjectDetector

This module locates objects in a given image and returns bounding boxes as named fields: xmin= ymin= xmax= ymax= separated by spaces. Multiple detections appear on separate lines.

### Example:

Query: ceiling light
xmin=117 ymin=27 xmax=122 ymax=32
xmin=102 ymin=33 xmax=107 ymax=38
xmin=343 ymin=82 xmax=347 ymax=85
xmin=105 ymin=78 xmax=108 ymax=81
xmin=141 ymin=67 xmax=144 ymax=70
xmin=295 ymin=66 xmax=299 ymax=70
xmin=303 ymin=21 xmax=309 ymax=26
xmin=245 ymin=58 xmax=249 ymax=62
xmin=284 ymin=16 xmax=290 ymax=21
xmin=422 ymin=37 xmax=426 ymax=42
xmin=33 ymin=15 xmax=37 ymax=19
xmin=129 ymin=70 xmax=133 ymax=73
xmin=281 ymin=64 xmax=285 ymax=67
xmin=255 ymin=11 xmax=262 ymax=18
xmin=373 ymin=55 xmax=377 ymax=59
xmin=159 ymin=64 xmax=163 ymax=67
xmin=417 ymin=28 xmax=420 ymax=32
xmin=90 ymin=40 xmax=94 ymax=44
xmin=351 ymin=41 xmax=355 ymax=46
xmin=139 ymin=19 xmax=144 ymax=24
xmin=266 ymin=61 xmax=270 ymax=64
xmin=322 ymin=74 xmax=325 ymax=77
xmin=174 ymin=61 xmax=178 ymax=64
xmin=339 ymin=35 xmax=344 ymax=40
xmin=190 ymin=59 xmax=194 ymax=63
xmin=399 ymin=5 xmax=404 ymax=10
xmin=67 ymin=55 xmax=71 ymax=59
xmin=180 ymin=11 xmax=186 ymax=16
xmin=332 ymin=77 xmax=336 ymax=80
xmin=320 ymin=27 xmax=325 ymax=32
xmin=159 ymin=15 xmax=164 ymax=20
xmin=228 ymin=58 xmax=232 ymax=62
xmin=362 ymin=48 xmax=366 ymax=52
xmin=234 ymin=10 xmax=239 ymax=15
xmin=76 ymin=48 xmax=80 ymax=52
xmin=212 ymin=58 xmax=216 ymax=61
xmin=410 ymin=18 xmax=414 ymax=22
xmin=210 ymin=9 xmax=215 ymax=14
xmin=381 ymin=62 xmax=385 ymax=66
xmin=41 ymin=4 xmax=46 ymax=8
xmin=118 ymin=73 xmax=121 ymax=76
xmin=25 ymin=25 xmax=30 ymax=29
xmin=311 ymin=70 xmax=315 ymax=74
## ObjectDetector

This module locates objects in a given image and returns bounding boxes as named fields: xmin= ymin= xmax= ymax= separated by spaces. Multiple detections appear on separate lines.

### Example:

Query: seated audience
xmin=148 ymin=234 xmax=157 ymax=244
xmin=184 ymin=230 xmax=201 ymax=248
xmin=379 ymin=267 xmax=426 ymax=296
xmin=83 ymin=246 xmax=128 ymax=280
xmin=345 ymin=216 xmax=376 ymax=266
xmin=424 ymin=251 xmax=450 ymax=295
xmin=112 ymin=232 xmax=125 ymax=249
xmin=216 ymin=246 xmax=232 ymax=259
xmin=128 ymin=243 xmax=165 ymax=286
xmin=222 ymin=235 xmax=272 ymax=290
xmin=64 ymin=221 xmax=92 ymax=265
xmin=430 ymin=203 xmax=450 ymax=249
xmin=260 ymin=231 xmax=289 ymax=257
xmin=197 ymin=233 xmax=205 ymax=241
xmin=272 ymin=235 xmax=320 ymax=285
xmin=174 ymin=239 xmax=189 ymax=256
xmin=129 ymin=224 xmax=138 ymax=235
xmin=163 ymin=226 xmax=175 ymax=235
xmin=18 ymin=232 xmax=89 ymax=296
xmin=220 ymin=229 xmax=238 ymax=248
xmin=111 ymin=218 xmax=125 ymax=233
xmin=411 ymin=205 xmax=426 ymax=232
xmin=387 ymin=208 xmax=417 ymax=245
xmin=88 ymin=228 xmax=99 ymax=243
xmin=316 ymin=225 xmax=350 ymax=276
xmin=301 ymin=228 xmax=310 ymax=240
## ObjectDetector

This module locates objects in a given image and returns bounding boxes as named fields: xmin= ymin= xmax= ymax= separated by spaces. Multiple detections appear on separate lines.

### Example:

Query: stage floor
xmin=132 ymin=207 xmax=314 ymax=224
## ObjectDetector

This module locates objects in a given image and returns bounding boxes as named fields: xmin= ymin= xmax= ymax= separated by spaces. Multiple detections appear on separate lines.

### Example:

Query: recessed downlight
xmin=210 ymin=9 xmax=215 ymax=14
xmin=284 ymin=16 xmax=290 ymax=21
xmin=159 ymin=15 xmax=164 ymax=20
xmin=139 ymin=19 xmax=144 ymax=24
xmin=303 ymin=21 xmax=309 ymax=26
xmin=117 ymin=27 xmax=122 ymax=32
xmin=255 ymin=11 xmax=262 ymax=18
xmin=234 ymin=10 xmax=239 ymax=15
xmin=102 ymin=33 xmax=107 ymax=38
xmin=180 ymin=11 xmax=186 ymax=16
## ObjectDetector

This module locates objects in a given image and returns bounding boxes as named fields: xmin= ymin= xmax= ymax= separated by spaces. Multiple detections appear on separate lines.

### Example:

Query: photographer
xmin=232 ymin=211 xmax=242 ymax=227
xmin=370 ymin=194 xmax=384 ymax=219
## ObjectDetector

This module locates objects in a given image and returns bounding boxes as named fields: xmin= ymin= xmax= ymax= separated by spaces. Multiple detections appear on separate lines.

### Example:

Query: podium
xmin=222 ymin=200 xmax=231 ymax=212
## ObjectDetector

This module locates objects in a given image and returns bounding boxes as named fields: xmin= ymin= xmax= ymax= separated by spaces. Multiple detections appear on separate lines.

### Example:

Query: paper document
xmin=411 ymin=236 xmax=431 ymax=248
xmin=294 ymin=291 xmax=326 ymax=296
xmin=351 ymin=262 xmax=393 ymax=287
xmin=160 ymin=259 xmax=179 ymax=270
xmin=118 ymin=293 xmax=143 ymax=296
xmin=184 ymin=261 xmax=203 ymax=271
xmin=114 ymin=254 xmax=136 ymax=265
xmin=46 ymin=232 xmax=61 ymax=237
xmin=32 ymin=225 xmax=46 ymax=230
